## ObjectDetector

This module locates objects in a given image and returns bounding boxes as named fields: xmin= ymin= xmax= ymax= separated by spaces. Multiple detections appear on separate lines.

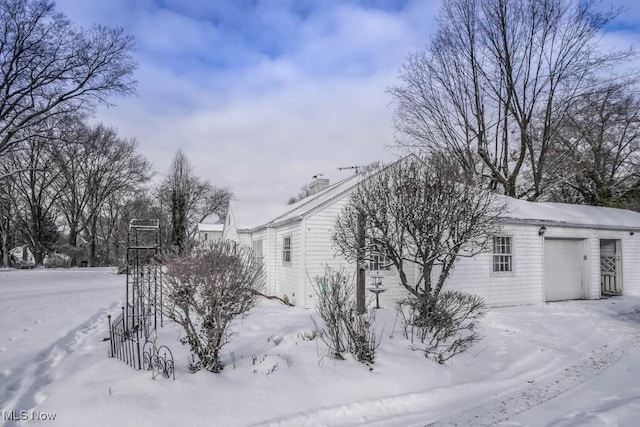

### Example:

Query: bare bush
xmin=313 ymin=267 xmax=378 ymax=364
xmin=162 ymin=241 xmax=264 ymax=372
xmin=396 ymin=291 xmax=486 ymax=364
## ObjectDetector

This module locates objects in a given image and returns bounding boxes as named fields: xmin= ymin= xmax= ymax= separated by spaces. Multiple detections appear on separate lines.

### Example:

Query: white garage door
xmin=544 ymin=239 xmax=584 ymax=302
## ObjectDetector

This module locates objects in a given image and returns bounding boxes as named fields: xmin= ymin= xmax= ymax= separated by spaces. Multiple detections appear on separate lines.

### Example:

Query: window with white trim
xmin=369 ymin=252 xmax=391 ymax=271
xmin=492 ymin=236 xmax=513 ymax=272
xmin=282 ymin=237 xmax=291 ymax=263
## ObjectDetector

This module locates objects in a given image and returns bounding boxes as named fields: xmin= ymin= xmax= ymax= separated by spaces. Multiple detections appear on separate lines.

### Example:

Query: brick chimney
xmin=308 ymin=174 xmax=329 ymax=195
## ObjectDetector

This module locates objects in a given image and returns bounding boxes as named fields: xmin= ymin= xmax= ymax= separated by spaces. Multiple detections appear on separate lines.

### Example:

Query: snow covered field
xmin=1 ymin=268 xmax=640 ymax=426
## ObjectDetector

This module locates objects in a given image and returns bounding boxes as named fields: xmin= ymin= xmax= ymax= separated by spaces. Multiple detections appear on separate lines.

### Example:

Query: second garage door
xmin=544 ymin=239 xmax=584 ymax=302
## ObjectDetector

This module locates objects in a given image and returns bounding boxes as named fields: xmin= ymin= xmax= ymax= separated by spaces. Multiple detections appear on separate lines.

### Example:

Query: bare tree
xmin=0 ymin=0 xmax=136 ymax=160
xmin=53 ymin=123 xmax=152 ymax=266
xmin=159 ymin=150 xmax=232 ymax=254
xmin=333 ymin=155 xmax=504 ymax=302
xmin=287 ymin=184 xmax=311 ymax=205
xmin=546 ymin=82 xmax=640 ymax=207
xmin=390 ymin=0 xmax=627 ymax=200
xmin=6 ymin=134 xmax=63 ymax=265
xmin=333 ymin=155 xmax=501 ymax=362
xmin=0 ymin=160 xmax=17 ymax=266
xmin=162 ymin=240 xmax=264 ymax=372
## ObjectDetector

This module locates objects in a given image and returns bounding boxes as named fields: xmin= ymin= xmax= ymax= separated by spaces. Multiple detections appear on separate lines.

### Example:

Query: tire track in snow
xmin=0 ymin=301 xmax=119 ymax=426
xmin=259 ymin=313 xmax=640 ymax=427
xmin=432 ymin=315 xmax=640 ymax=426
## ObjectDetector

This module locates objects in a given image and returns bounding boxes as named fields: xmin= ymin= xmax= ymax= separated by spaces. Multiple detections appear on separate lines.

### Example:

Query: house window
xmin=252 ymin=239 xmax=263 ymax=263
xmin=282 ymin=237 xmax=291 ymax=263
xmin=493 ymin=236 xmax=513 ymax=272
xmin=204 ymin=232 xmax=208 ymax=241
xmin=369 ymin=252 xmax=391 ymax=271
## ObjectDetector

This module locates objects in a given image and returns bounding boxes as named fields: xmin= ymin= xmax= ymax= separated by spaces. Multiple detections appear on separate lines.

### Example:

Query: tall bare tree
xmin=0 ymin=159 xmax=17 ymax=266
xmin=546 ymin=82 xmax=640 ymax=207
xmin=333 ymin=155 xmax=504 ymax=302
xmin=390 ymin=0 xmax=627 ymax=200
xmin=50 ymin=121 xmax=151 ymax=265
xmin=6 ymin=133 xmax=63 ymax=265
xmin=0 ymin=0 xmax=136 ymax=160
xmin=160 ymin=150 xmax=232 ymax=254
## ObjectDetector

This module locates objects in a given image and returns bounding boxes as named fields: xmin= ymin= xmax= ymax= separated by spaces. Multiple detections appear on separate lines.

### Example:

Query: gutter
xmin=504 ymin=217 xmax=640 ymax=233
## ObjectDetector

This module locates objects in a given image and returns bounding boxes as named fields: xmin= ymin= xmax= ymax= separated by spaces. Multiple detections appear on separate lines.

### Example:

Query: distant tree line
xmin=0 ymin=0 xmax=232 ymax=268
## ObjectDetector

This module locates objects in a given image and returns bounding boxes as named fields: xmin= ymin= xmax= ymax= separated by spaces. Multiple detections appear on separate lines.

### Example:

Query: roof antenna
xmin=337 ymin=161 xmax=381 ymax=174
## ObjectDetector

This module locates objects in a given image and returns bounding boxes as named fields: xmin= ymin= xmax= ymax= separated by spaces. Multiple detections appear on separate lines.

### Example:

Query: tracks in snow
xmin=0 ymin=302 xmax=119 ymax=426
xmin=261 ymin=313 xmax=640 ymax=427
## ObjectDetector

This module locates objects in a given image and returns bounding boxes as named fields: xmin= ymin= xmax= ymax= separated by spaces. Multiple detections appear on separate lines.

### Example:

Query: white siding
xmin=304 ymin=196 xmax=352 ymax=308
xmin=240 ymin=195 xmax=640 ymax=309
xmin=622 ymin=235 xmax=640 ymax=295
xmin=221 ymin=208 xmax=239 ymax=243
xmin=444 ymin=225 xmax=544 ymax=307
xmin=303 ymin=195 xmax=414 ymax=309
xmin=238 ymin=232 xmax=251 ymax=247
xmin=272 ymin=222 xmax=305 ymax=306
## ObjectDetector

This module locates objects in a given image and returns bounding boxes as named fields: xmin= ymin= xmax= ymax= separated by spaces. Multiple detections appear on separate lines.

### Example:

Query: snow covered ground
xmin=1 ymin=268 xmax=640 ymax=426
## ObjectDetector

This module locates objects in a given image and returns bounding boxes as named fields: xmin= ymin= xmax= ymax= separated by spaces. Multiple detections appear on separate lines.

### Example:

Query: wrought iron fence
xmin=106 ymin=219 xmax=174 ymax=379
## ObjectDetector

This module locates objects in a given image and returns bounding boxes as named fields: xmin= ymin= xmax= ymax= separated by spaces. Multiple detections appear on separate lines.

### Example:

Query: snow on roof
xmin=230 ymin=152 xmax=640 ymax=233
xmin=230 ymin=173 xmax=365 ymax=231
xmin=197 ymin=223 xmax=224 ymax=232
xmin=268 ymin=173 xmax=365 ymax=226
xmin=229 ymin=200 xmax=291 ymax=230
xmin=502 ymin=196 xmax=640 ymax=230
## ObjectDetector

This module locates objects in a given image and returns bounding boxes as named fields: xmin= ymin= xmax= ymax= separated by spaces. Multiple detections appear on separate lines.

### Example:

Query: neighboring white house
xmin=222 ymin=165 xmax=640 ymax=309
xmin=196 ymin=223 xmax=224 ymax=245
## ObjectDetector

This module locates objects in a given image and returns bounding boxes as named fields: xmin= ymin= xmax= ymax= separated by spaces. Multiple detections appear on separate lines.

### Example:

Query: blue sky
xmin=53 ymin=0 xmax=640 ymax=204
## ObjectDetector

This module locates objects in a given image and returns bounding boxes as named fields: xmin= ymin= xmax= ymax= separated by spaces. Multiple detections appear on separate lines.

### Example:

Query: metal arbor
xmin=107 ymin=219 xmax=174 ymax=379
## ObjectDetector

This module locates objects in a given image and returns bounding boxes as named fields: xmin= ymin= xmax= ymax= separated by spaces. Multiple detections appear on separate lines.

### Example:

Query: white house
xmin=222 ymin=167 xmax=640 ymax=309
xmin=196 ymin=223 xmax=224 ymax=245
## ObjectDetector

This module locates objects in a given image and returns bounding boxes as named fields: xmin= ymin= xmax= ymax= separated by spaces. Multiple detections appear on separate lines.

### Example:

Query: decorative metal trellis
xmin=107 ymin=219 xmax=174 ymax=379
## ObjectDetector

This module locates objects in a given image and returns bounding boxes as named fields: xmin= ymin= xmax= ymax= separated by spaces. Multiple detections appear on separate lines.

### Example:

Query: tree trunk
xmin=1 ymin=229 xmax=9 ymax=268
xmin=356 ymin=211 xmax=366 ymax=314
xmin=89 ymin=216 xmax=98 ymax=267
xmin=68 ymin=224 xmax=78 ymax=266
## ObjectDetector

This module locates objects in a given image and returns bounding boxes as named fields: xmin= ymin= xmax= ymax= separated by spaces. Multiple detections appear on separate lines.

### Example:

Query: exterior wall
xmin=622 ymin=235 xmax=640 ymax=295
xmin=304 ymin=195 xmax=352 ymax=309
xmin=238 ymin=232 xmax=251 ymax=247
xmin=302 ymin=195 xmax=415 ymax=309
xmin=238 ymin=196 xmax=640 ymax=309
xmin=221 ymin=209 xmax=239 ymax=243
xmin=444 ymin=225 xmax=639 ymax=306
xmin=442 ymin=225 xmax=544 ymax=307
xmin=250 ymin=228 xmax=272 ymax=294
xmin=272 ymin=221 xmax=305 ymax=306
xmin=197 ymin=230 xmax=223 ymax=243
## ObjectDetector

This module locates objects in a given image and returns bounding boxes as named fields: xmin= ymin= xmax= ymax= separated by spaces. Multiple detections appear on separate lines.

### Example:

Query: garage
xmin=544 ymin=239 xmax=585 ymax=301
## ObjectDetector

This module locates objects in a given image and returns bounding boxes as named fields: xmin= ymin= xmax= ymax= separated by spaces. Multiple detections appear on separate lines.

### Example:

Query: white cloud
xmin=54 ymin=0 xmax=640 ymax=207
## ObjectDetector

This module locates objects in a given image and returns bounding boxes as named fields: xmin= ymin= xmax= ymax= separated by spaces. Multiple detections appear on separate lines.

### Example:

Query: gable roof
xmin=228 ymin=200 xmax=291 ymax=231
xmin=503 ymin=196 xmax=640 ymax=231
xmin=197 ymin=223 xmax=224 ymax=232
xmin=228 ymin=172 xmax=365 ymax=232
xmin=228 ymin=153 xmax=640 ymax=233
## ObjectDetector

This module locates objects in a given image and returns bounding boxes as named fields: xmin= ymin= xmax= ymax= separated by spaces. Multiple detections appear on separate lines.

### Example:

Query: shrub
xmin=162 ymin=241 xmax=264 ymax=372
xmin=396 ymin=291 xmax=486 ymax=364
xmin=313 ymin=266 xmax=378 ymax=364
